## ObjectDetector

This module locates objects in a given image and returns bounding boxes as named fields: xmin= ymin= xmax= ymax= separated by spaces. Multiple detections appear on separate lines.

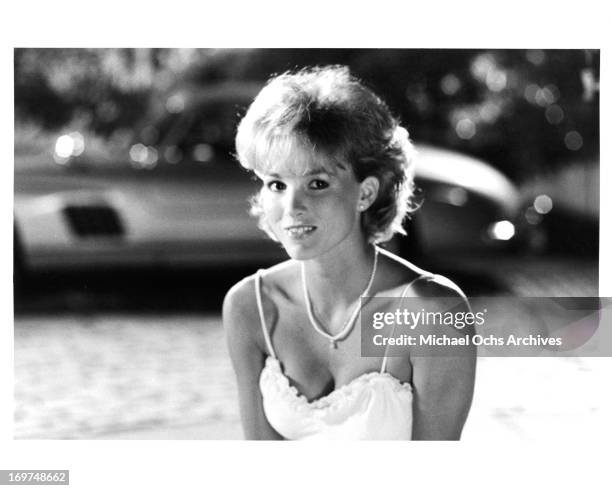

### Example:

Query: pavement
xmin=14 ymin=315 xmax=242 ymax=440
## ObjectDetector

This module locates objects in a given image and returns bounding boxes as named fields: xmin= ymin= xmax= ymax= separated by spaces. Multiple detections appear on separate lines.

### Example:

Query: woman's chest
xmin=268 ymin=306 xmax=412 ymax=401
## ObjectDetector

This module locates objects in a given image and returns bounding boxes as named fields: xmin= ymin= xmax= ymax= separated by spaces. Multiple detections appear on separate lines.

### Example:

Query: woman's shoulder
xmin=256 ymin=259 xmax=302 ymax=304
xmin=376 ymin=248 xmax=467 ymax=301
xmin=223 ymin=261 xmax=299 ymax=354
xmin=222 ymin=273 xmax=259 ymax=331
xmin=222 ymin=260 xmax=298 ymax=321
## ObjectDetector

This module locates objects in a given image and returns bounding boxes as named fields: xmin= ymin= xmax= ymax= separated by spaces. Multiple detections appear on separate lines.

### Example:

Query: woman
xmin=223 ymin=66 xmax=476 ymax=440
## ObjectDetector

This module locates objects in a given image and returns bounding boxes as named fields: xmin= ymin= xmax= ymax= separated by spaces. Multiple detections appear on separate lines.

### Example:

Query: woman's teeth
xmin=286 ymin=226 xmax=315 ymax=238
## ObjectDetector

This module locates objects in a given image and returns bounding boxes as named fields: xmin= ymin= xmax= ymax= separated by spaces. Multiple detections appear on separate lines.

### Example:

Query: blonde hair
xmin=235 ymin=65 xmax=418 ymax=243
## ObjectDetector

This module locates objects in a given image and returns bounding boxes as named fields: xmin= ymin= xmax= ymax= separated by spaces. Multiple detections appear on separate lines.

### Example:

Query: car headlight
xmin=488 ymin=220 xmax=515 ymax=241
xmin=54 ymin=132 xmax=85 ymax=165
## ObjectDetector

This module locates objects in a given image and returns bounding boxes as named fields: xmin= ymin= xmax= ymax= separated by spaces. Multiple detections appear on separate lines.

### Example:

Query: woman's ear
xmin=358 ymin=176 xmax=380 ymax=211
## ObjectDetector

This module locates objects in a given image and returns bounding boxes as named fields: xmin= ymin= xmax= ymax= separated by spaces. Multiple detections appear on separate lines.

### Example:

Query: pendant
xmin=330 ymin=340 xmax=338 ymax=349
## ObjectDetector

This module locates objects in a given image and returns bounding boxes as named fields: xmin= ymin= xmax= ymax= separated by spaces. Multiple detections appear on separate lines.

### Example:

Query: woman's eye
xmin=267 ymin=180 xmax=286 ymax=192
xmin=309 ymin=179 xmax=329 ymax=190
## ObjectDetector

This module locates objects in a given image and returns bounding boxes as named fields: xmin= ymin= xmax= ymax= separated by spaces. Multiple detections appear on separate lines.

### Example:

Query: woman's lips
xmin=284 ymin=225 xmax=317 ymax=239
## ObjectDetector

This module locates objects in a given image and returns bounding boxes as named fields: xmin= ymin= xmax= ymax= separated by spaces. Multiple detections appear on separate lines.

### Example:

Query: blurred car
xmin=14 ymin=83 xmax=528 ymax=281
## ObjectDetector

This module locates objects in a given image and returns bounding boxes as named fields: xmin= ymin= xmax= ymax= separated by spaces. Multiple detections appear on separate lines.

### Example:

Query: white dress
xmin=254 ymin=270 xmax=430 ymax=440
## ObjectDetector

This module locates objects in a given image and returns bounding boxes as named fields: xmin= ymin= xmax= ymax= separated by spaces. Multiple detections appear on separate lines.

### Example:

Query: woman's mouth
xmin=284 ymin=225 xmax=317 ymax=239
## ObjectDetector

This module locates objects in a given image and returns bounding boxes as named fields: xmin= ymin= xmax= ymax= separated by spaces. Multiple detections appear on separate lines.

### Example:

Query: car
xmin=14 ymin=83 xmax=528 ymax=282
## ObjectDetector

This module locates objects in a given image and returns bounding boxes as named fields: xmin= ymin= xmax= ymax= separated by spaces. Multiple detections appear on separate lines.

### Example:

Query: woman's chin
xmin=282 ymin=242 xmax=319 ymax=261
xmin=283 ymin=248 xmax=312 ymax=261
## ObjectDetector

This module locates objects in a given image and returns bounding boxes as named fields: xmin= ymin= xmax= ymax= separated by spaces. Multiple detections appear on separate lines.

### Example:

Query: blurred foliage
xmin=14 ymin=48 xmax=599 ymax=182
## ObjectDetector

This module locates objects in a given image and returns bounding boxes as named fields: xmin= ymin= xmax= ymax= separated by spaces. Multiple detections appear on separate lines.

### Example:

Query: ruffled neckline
xmin=260 ymin=356 xmax=412 ymax=411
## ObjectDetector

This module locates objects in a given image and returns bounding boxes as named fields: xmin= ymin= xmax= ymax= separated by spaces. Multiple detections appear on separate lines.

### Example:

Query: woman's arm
xmin=223 ymin=277 xmax=284 ymax=440
xmin=410 ymin=277 xmax=477 ymax=440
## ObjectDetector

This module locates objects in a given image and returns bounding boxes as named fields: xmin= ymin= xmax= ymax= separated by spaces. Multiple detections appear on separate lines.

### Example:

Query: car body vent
xmin=63 ymin=205 xmax=124 ymax=238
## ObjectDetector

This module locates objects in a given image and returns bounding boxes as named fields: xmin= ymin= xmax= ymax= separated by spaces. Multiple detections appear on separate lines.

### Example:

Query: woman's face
xmin=256 ymin=155 xmax=365 ymax=260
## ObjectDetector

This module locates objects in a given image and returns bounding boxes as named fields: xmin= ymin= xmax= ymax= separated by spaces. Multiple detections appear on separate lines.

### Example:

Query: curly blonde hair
xmin=235 ymin=65 xmax=418 ymax=244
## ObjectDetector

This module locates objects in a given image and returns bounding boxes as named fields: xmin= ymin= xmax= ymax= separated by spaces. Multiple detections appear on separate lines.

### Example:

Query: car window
xmin=161 ymin=100 xmax=241 ymax=159
xmin=180 ymin=103 xmax=237 ymax=150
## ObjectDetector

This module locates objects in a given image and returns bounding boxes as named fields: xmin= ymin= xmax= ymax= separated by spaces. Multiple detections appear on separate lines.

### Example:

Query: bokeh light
xmin=54 ymin=132 xmax=84 ymax=162
xmin=164 ymin=145 xmax=182 ymax=164
xmin=525 ymin=206 xmax=543 ymax=225
xmin=471 ymin=54 xmax=495 ymax=81
xmin=479 ymin=101 xmax=502 ymax=123
xmin=535 ymin=87 xmax=555 ymax=107
xmin=545 ymin=84 xmax=560 ymax=101
xmin=55 ymin=134 xmax=75 ymax=158
xmin=165 ymin=93 xmax=185 ymax=114
xmin=440 ymin=74 xmax=461 ymax=96
xmin=545 ymin=105 xmax=564 ymax=125
xmin=129 ymin=143 xmax=147 ymax=163
xmin=534 ymin=194 xmax=553 ymax=214
xmin=488 ymin=220 xmax=515 ymax=241
xmin=193 ymin=144 xmax=214 ymax=162
xmin=129 ymin=143 xmax=159 ymax=169
xmin=526 ymin=49 xmax=546 ymax=65
xmin=470 ymin=54 xmax=507 ymax=93
xmin=486 ymin=70 xmax=507 ymax=92
xmin=455 ymin=118 xmax=476 ymax=139
xmin=524 ymin=84 xmax=539 ymax=104
xmin=564 ymin=131 xmax=584 ymax=151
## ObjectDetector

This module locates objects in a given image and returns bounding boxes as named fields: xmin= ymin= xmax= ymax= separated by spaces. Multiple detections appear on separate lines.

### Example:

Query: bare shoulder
xmin=412 ymin=273 xmax=467 ymax=300
xmin=374 ymin=248 xmax=426 ymax=293
xmin=223 ymin=271 xmax=273 ymax=359
xmin=222 ymin=260 xmax=297 ymax=341
xmin=377 ymin=248 xmax=467 ymax=302
xmin=222 ymin=274 xmax=259 ymax=337
xmin=255 ymin=259 xmax=301 ymax=304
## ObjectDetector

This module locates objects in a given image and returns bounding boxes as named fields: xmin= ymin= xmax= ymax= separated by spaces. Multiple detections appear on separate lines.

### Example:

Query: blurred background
xmin=13 ymin=48 xmax=601 ymax=439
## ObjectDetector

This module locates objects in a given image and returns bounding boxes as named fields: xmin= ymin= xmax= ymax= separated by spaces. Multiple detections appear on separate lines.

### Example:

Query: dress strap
xmin=254 ymin=270 xmax=277 ymax=359
xmin=380 ymin=272 xmax=434 ymax=373
xmin=380 ymin=321 xmax=399 ymax=374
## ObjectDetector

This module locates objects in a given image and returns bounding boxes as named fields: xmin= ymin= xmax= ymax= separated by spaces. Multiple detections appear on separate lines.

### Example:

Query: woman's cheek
xmin=260 ymin=194 xmax=282 ymax=224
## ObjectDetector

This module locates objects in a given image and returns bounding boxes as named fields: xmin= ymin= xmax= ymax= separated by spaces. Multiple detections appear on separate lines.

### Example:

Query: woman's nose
xmin=285 ymin=187 xmax=307 ymax=217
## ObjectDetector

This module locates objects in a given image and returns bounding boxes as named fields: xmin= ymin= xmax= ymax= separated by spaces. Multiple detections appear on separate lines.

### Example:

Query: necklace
xmin=301 ymin=246 xmax=379 ymax=349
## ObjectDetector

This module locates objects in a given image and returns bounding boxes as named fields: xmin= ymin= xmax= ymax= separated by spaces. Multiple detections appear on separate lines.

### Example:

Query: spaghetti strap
xmin=398 ymin=271 xmax=435 ymax=298
xmin=380 ymin=272 xmax=434 ymax=373
xmin=254 ymin=270 xmax=277 ymax=359
xmin=380 ymin=321 xmax=398 ymax=373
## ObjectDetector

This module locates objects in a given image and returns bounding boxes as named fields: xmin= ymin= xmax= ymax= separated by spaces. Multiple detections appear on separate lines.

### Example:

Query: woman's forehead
xmin=253 ymin=135 xmax=346 ymax=177
xmin=257 ymin=159 xmax=338 ymax=178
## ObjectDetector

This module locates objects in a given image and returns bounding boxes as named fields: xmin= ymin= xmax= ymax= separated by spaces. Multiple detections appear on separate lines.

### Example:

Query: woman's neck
xmin=300 ymin=239 xmax=377 ymax=322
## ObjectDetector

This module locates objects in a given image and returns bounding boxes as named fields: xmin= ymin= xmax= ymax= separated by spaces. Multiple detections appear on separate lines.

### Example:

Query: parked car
xmin=14 ymin=83 xmax=528 ymax=282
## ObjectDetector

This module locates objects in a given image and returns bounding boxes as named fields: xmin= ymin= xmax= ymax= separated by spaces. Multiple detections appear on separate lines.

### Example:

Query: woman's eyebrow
xmin=265 ymin=167 xmax=333 ymax=178
xmin=305 ymin=167 xmax=332 ymax=176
